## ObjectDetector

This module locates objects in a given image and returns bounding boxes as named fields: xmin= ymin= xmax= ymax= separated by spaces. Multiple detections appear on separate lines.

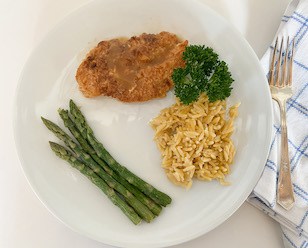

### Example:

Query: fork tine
xmin=276 ymin=37 xmax=284 ymax=87
xmin=269 ymin=37 xmax=278 ymax=86
xmin=288 ymin=38 xmax=295 ymax=86
xmin=282 ymin=37 xmax=289 ymax=87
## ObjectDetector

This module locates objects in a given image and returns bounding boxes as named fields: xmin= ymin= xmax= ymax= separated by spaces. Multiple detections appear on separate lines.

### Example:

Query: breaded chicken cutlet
xmin=76 ymin=32 xmax=187 ymax=102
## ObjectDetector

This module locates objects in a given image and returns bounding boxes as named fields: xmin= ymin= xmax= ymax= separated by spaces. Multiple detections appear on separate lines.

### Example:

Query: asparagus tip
xmin=49 ymin=141 xmax=56 ymax=146
xmin=69 ymin=99 xmax=75 ymax=108
xmin=49 ymin=141 xmax=59 ymax=154
xmin=41 ymin=116 xmax=49 ymax=126
xmin=49 ymin=141 xmax=60 ymax=150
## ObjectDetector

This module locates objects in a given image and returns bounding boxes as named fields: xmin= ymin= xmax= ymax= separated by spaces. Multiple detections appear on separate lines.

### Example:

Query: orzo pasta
xmin=150 ymin=94 xmax=239 ymax=188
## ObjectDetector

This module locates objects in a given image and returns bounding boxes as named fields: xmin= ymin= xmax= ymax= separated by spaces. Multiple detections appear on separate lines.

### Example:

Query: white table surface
xmin=0 ymin=0 xmax=291 ymax=247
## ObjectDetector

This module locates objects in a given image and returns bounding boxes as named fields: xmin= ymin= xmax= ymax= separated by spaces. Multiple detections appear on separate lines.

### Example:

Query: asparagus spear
xmin=41 ymin=117 xmax=155 ymax=223
xmin=49 ymin=141 xmax=141 ymax=225
xmin=69 ymin=100 xmax=172 ymax=207
xmin=58 ymin=109 xmax=162 ymax=216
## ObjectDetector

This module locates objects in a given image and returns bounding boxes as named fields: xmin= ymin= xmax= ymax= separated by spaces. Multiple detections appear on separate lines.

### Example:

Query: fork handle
xmin=277 ymin=100 xmax=295 ymax=210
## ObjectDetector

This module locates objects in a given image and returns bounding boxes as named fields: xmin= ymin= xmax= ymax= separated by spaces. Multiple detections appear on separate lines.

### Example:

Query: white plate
xmin=14 ymin=0 xmax=273 ymax=247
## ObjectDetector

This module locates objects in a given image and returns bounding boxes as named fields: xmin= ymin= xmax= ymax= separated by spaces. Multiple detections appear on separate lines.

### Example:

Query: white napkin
xmin=247 ymin=0 xmax=308 ymax=247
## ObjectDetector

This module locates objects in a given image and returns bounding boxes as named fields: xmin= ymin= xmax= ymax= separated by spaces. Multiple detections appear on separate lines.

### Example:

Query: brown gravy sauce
xmin=106 ymin=37 xmax=172 ymax=92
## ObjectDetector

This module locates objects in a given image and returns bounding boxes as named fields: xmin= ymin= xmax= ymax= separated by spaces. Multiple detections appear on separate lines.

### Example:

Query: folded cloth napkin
xmin=247 ymin=0 xmax=308 ymax=247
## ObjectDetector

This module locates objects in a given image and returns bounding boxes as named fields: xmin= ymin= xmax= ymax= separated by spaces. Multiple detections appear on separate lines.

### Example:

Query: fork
xmin=269 ymin=37 xmax=295 ymax=210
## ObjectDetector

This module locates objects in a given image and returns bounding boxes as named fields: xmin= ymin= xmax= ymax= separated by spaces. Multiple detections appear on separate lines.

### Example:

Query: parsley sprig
xmin=172 ymin=45 xmax=233 ymax=104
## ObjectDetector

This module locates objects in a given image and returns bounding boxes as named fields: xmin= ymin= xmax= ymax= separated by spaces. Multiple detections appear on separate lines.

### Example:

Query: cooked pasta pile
xmin=151 ymin=94 xmax=239 ymax=188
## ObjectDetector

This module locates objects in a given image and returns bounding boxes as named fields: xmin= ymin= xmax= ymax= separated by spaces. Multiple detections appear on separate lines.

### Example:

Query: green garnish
xmin=172 ymin=45 xmax=234 ymax=104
